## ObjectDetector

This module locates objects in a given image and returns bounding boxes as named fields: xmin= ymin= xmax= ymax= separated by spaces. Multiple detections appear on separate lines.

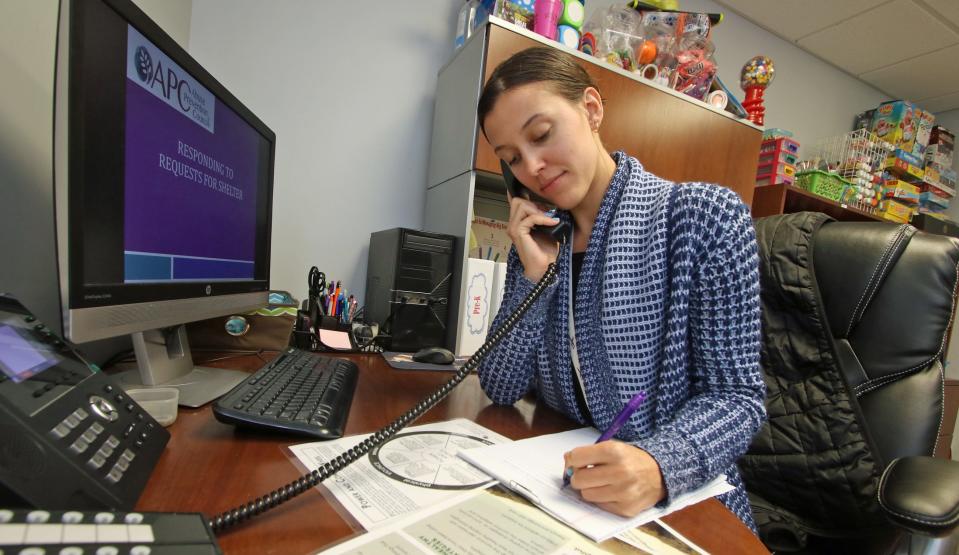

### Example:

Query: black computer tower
xmin=365 ymin=228 xmax=455 ymax=352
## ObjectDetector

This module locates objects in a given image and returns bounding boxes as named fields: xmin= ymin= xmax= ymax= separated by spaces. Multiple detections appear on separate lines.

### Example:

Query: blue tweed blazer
xmin=478 ymin=152 xmax=766 ymax=530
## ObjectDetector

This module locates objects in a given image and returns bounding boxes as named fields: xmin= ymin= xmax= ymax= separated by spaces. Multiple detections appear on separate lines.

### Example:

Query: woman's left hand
xmin=564 ymin=441 xmax=666 ymax=517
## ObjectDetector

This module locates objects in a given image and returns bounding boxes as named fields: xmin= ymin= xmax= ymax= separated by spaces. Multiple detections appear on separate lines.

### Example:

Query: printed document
xmin=458 ymin=427 xmax=734 ymax=542
xmin=289 ymin=418 xmax=509 ymax=530
xmin=320 ymin=487 xmax=627 ymax=554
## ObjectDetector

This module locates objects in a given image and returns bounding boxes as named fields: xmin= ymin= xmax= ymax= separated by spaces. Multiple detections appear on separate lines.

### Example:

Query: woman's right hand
xmin=507 ymin=196 xmax=561 ymax=282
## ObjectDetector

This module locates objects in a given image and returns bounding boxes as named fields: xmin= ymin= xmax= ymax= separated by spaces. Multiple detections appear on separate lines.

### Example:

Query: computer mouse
xmin=412 ymin=346 xmax=455 ymax=365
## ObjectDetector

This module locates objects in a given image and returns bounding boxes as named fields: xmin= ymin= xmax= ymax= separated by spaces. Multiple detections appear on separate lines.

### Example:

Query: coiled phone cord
xmin=209 ymin=262 xmax=559 ymax=532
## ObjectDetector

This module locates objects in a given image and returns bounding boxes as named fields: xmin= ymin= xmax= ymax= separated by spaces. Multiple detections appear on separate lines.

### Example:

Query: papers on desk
xmin=458 ymin=427 xmax=734 ymax=542
xmin=320 ymin=487 xmax=616 ymax=555
xmin=318 ymin=486 xmax=707 ymax=555
xmin=288 ymin=418 xmax=509 ymax=531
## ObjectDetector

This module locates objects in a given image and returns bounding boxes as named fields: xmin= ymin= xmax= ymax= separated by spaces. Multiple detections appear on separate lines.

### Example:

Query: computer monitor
xmin=53 ymin=0 xmax=275 ymax=407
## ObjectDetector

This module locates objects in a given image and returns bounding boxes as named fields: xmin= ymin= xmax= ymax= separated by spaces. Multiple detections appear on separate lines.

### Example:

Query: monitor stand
xmin=114 ymin=325 xmax=247 ymax=408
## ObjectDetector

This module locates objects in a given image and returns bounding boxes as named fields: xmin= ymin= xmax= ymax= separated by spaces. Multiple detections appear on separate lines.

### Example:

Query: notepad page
xmin=458 ymin=427 xmax=733 ymax=542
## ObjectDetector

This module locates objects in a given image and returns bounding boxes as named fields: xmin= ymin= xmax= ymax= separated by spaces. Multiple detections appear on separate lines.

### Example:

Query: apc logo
xmin=134 ymin=46 xmax=153 ymax=83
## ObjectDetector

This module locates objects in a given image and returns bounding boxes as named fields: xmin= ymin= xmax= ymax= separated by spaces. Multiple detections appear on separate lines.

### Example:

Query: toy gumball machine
xmin=740 ymin=55 xmax=775 ymax=126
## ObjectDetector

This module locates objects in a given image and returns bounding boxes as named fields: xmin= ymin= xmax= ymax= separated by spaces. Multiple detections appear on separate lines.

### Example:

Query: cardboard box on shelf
xmin=882 ymin=179 xmax=920 ymax=203
xmin=877 ymin=199 xmax=913 ymax=223
xmin=871 ymin=101 xmax=919 ymax=151
xmin=470 ymin=216 xmax=511 ymax=263
xmin=455 ymin=257 xmax=495 ymax=357
xmin=884 ymin=148 xmax=925 ymax=182
xmin=912 ymin=108 xmax=935 ymax=157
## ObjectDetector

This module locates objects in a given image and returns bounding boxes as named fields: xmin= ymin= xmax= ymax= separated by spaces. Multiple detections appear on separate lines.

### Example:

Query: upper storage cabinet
xmin=465 ymin=20 xmax=763 ymax=205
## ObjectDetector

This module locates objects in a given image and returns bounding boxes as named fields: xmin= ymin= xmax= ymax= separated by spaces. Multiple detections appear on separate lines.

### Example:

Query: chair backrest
xmin=814 ymin=222 xmax=959 ymax=465
xmin=742 ymin=213 xmax=959 ymax=546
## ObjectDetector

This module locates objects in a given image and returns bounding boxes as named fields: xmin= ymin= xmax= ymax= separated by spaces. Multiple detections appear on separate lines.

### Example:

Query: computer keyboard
xmin=212 ymin=348 xmax=358 ymax=439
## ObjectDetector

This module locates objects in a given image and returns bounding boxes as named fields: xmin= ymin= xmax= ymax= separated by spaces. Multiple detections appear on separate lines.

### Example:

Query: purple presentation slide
xmin=123 ymin=26 xmax=259 ymax=282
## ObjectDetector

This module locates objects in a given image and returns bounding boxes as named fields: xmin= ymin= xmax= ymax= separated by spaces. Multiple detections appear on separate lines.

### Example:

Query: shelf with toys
xmin=754 ymin=109 xmax=957 ymax=230
xmin=468 ymin=14 xmax=762 ymax=130
xmin=752 ymin=183 xmax=883 ymax=223
xmin=424 ymin=14 xmax=764 ymax=352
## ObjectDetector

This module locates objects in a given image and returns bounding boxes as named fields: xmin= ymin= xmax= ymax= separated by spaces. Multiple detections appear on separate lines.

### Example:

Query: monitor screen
xmin=123 ymin=25 xmax=259 ymax=284
xmin=54 ymin=0 xmax=275 ymax=405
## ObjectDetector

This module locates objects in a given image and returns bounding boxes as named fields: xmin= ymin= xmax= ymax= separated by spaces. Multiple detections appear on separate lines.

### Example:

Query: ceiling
xmin=713 ymin=0 xmax=959 ymax=113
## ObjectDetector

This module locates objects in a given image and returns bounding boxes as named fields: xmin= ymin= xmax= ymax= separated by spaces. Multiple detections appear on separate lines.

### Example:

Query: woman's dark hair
xmin=477 ymin=47 xmax=599 ymax=134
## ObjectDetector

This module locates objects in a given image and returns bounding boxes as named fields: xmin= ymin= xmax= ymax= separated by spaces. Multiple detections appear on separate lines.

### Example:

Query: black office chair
xmin=741 ymin=212 xmax=959 ymax=554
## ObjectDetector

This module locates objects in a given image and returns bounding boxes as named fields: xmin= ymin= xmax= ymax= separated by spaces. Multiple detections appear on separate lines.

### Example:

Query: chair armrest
xmin=878 ymin=456 xmax=959 ymax=536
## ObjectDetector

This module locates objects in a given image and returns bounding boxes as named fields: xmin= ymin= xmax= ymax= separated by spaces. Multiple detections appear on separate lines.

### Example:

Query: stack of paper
xmin=458 ymin=427 xmax=733 ymax=542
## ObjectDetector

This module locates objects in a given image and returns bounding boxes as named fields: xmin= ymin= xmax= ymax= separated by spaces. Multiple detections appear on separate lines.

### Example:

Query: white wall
xmin=0 ymin=0 xmax=191 ymax=361
xmin=134 ymin=0 xmax=192 ymax=48
xmin=0 ymin=0 xmax=61 ymax=334
xmin=585 ymin=0 xmax=890 ymax=157
xmin=187 ymin=1 xmax=459 ymax=305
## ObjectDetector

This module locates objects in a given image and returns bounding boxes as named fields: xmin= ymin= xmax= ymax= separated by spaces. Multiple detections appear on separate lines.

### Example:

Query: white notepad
xmin=458 ymin=427 xmax=734 ymax=542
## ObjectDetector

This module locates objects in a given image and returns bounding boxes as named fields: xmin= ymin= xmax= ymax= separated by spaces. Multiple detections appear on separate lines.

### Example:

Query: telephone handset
xmin=209 ymin=262 xmax=560 ymax=532
xmin=500 ymin=160 xmax=572 ymax=244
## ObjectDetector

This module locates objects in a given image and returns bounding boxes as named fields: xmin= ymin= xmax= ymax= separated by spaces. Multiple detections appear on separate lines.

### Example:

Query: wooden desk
xmin=136 ymin=353 xmax=768 ymax=554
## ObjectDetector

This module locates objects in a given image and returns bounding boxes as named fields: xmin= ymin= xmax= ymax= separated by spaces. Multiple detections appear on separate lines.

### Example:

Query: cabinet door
xmin=475 ymin=25 xmax=762 ymax=205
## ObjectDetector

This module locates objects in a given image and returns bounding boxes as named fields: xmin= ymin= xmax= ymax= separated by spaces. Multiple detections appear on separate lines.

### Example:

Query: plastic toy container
xmin=755 ymin=174 xmax=794 ymax=187
xmin=758 ymin=149 xmax=799 ymax=167
xmin=128 ymin=387 xmax=179 ymax=427
xmin=795 ymin=170 xmax=851 ymax=202
xmin=756 ymin=161 xmax=796 ymax=179
xmin=760 ymin=137 xmax=800 ymax=155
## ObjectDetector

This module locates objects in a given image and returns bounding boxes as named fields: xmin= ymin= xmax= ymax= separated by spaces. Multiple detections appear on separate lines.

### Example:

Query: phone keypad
xmin=46 ymin=382 xmax=150 ymax=487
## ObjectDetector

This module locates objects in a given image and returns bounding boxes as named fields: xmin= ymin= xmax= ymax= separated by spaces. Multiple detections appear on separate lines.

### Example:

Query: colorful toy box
xmin=883 ymin=148 xmax=925 ymax=183
xmin=919 ymin=191 xmax=950 ymax=214
xmin=925 ymin=145 xmax=953 ymax=168
xmin=870 ymin=100 xmax=935 ymax=156
xmin=871 ymin=101 xmax=922 ymax=154
xmin=913 ymin=109 xmax=936 ymax=157
xmin=940 ymin=167 xmax=957 ymax=189
xmin=876 ymin=199 xmax=913 ymax=223
xmin=882 ymin=179 xmax=920 ymax=204
xmin=930 ymin=125 xmax=955 ymax=154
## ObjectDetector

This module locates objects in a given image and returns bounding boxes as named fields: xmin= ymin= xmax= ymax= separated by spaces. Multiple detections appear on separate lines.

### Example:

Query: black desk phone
xmin=500 ymin=159 xmax=572 ymax=243
xmin=0 ymin=294 xmax=169 ymax=510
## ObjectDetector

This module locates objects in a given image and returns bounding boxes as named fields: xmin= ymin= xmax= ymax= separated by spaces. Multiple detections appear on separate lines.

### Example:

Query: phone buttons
xmin=88 ymin=396 xmax=119 ymax=422
xmin=61 ymin=512 xmax=84 ymax=524
xmin=93 ymin=512 xmax=115 ymax=524
xmin=26 ymin=510 xmax=50 ymax=523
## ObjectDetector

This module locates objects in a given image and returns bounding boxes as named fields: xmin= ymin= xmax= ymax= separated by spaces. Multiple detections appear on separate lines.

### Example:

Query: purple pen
xmin=596 ymin=391 xmax=647 ymax=443
xmin=564 ymin=391 xmax=647 ymax=487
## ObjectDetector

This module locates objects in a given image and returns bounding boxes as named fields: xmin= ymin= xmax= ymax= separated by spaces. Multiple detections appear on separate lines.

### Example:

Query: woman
xmin=476 ymin=46 xmax=766 ymax=532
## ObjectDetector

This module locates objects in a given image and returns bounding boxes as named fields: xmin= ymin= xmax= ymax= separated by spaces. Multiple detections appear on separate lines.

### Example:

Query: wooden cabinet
xmin=751 ymin=183 xmax=883 ymax=222
xmin=424 ymin=18 xmax=763 ymax=350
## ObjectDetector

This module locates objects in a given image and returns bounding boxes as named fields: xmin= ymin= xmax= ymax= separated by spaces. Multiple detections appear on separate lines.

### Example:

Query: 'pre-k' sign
xmin=126 ymin=26 xmax=215 ymax=133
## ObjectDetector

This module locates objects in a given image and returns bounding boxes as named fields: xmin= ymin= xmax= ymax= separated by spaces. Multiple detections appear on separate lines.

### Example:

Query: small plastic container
xmin=128 ymin=387 xmax=179 ymax=427
xmin=760 ymin=137 xmax=800 ymax=155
